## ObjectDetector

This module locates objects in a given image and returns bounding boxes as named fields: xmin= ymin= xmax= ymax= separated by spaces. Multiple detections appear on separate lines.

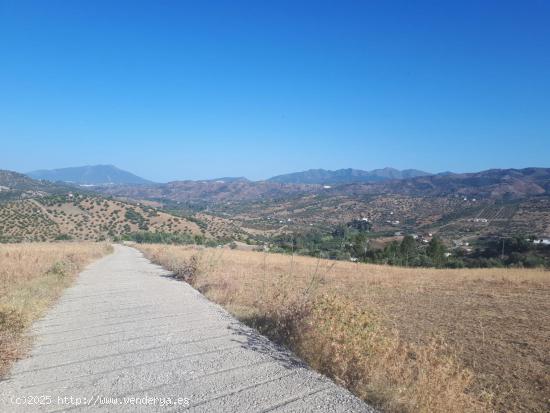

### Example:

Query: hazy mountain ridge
xmin=267 ymin=167 xmax=431 ymax=184
xmin=94 ymin=167 xmax=550 ymax=204
xmin=11 ymin=165 xmax=550 ymax=203
xmin=27 ymin=165 xmax=152 ymax=185
xmin=347 ymin=167 xmax=550 ymax=199
xmin=206 ymin=177 xmax=250 ymax=183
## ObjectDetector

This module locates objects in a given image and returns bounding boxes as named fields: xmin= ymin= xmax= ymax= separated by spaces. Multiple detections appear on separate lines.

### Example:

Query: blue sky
xmin=1 ymin=0 xmax=549 ymax=182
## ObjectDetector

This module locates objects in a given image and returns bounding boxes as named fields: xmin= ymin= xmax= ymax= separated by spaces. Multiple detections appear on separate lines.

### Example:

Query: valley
xmin=1 ymin=166 xmax=550 ymax=268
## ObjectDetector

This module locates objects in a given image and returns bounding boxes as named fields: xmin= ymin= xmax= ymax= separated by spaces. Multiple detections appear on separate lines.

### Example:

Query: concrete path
xmin=0 ymin=245 xmax=374 ymax=412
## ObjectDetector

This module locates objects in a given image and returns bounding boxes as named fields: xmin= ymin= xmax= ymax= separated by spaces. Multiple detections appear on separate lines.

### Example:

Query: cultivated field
xmin=138 ymin=245 xmax=550 ymax=413
xmin=0 ymin=242 xmax=112 ymax=376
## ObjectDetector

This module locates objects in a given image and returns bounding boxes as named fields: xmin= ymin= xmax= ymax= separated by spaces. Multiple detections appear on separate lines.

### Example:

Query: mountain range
xmin=348 ymin=167 xmax=550 ymax=199
xmin=10 ymin=165 xmax=550 ymax=202
xmin=90 ymin=167 xmax=550 ymax=204
xmin=24 ymin=165 xmax=431 ymax=186
xmin=27 ymin=165 xmax=152 ymax=186
xmin=2 ymin=166 xmax=550 ymax=242
xmin=267 ymin=167 xmax=431 ymax=184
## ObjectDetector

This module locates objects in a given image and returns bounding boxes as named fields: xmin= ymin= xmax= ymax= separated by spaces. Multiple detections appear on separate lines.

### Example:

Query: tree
xmin=384 ymin=241 xmax=401 ymax=265
xmin=400 ymin=235 xmax=417 ymax=266
xmin=347 ymin=219 xmax=372 ymax=232
xmin=349 ymin=232 xmax=370 ymax=260
xmin=427 ymin=236 xmax=446 ymax=267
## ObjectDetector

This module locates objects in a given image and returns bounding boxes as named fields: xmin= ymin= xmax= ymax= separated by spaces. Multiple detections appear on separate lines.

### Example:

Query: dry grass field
xmin=0 ymin=242 xmax=112 ymax=376
xmin=138 ymin=245 xmax=550 ymax=413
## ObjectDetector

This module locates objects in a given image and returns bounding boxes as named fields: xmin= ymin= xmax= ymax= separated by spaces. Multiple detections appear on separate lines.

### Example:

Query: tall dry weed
xmin=292 ymin=294 xmax=485 ymax=412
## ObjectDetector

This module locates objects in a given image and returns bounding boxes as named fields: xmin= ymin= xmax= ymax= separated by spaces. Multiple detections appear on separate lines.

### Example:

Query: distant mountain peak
xmin=208 ymin=177 xmax=250 ymax=183
xmin=26 ymin=165 xmax=153 ymax=186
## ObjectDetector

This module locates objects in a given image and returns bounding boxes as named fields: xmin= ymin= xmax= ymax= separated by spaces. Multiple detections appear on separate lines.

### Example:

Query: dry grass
xmin=138 ymin=244 xmax=550 ymax=413
xmin=0 ymin=242 xmax=112 ymax=376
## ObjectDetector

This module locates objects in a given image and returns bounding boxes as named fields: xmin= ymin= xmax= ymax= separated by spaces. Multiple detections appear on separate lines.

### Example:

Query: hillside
xmin=204 ymin=191 xmax=550 ymax=243
xmin=268 ymin=167 xmax=431 ymax=184
xmin=0 ymin=170 xmax=73 ymax=201
xmin=96 ymin=179 xmax=320 ymax=204
xmin=0 ymin=169 xmax=241 ymax=243
xmin=0 ymin=170 xmax=207 ymax=242
xmin=347 ymin=167 xmax=550 ymax=198
xmin=0 ymin=194 xmax=205 ymax=242
xmin=91 ymin=167 xmax=550 ymax=244
xmin=27 ymin=164 xmax=152 ymax=185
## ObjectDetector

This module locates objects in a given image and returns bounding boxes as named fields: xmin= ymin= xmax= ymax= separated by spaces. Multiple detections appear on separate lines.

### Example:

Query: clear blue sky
xmin=1 ymin=0 xmax=549 ymax=182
